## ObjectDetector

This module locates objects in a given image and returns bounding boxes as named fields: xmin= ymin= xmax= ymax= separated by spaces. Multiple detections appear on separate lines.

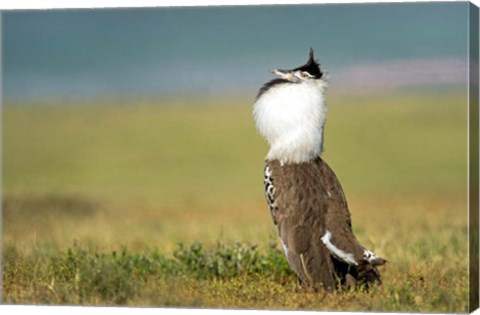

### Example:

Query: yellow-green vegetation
xmin=2 ymin=91 xmax=469 ymax=311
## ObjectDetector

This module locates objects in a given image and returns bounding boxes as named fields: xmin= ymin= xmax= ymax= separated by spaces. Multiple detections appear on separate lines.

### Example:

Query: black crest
xmin=294 ymin=48 xmax=323 ymax=79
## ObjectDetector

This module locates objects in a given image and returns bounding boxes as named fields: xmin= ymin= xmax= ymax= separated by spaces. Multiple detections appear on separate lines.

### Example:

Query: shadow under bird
xmin=253 ymin=49 xmax=386 ymax=290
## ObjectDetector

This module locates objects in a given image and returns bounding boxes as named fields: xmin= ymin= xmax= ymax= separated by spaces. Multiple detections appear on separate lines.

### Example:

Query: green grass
xmin=2 ymin=91 xmax=469 ymax=311
xmin=3 ymin=241 xmax=293 ymax=306
xmin=2 ymin=234 xmax=468 ymax=311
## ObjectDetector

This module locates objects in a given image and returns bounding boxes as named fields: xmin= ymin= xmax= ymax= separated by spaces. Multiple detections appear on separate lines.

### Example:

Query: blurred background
xmin=3 ymin=3 xmax=468 ymax=101
xmin=2 ymin=1 xmax=469 ymax=270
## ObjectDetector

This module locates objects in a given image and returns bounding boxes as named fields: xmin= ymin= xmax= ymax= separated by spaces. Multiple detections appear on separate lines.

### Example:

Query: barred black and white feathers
xmin=254 ymin=49 xmax=385 ymax=290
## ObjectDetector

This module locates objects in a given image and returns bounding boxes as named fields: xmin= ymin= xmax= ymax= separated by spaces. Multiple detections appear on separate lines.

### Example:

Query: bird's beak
xmin=271 ymin=69 xmax=289 ymax=76
xmin=271 ymin=69 xmax=299 ymax=82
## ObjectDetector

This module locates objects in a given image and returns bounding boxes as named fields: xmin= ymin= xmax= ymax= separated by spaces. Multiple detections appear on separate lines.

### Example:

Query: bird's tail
xmin=354 ymin=248 xmax=387 ymax=288
xmin=354 ymin=259 xmax=385 ymax=287
xmin=332 ymin=255 xmax=386 ymax=289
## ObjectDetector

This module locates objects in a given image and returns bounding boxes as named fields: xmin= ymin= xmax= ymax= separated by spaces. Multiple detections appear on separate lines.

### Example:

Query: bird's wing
xmin=265 ymin=159 xmax=337 ymax=289
xmin=317 ymin=158 xmax=386 ymax=267
xmin=315 ymin=158 xmax=365 ymax=262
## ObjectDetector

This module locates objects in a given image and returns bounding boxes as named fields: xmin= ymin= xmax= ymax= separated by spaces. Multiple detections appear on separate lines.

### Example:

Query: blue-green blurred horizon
xmin=3 ymin=2 xmax=469 ymax=103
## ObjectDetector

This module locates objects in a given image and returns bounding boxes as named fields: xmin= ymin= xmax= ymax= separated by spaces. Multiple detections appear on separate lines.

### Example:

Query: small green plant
xmin=173 ymin=242 xmax=292 ymax=280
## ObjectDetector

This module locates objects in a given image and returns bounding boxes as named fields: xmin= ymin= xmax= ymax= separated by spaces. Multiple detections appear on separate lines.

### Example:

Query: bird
xmin=253 ymin=49 xmax=385 ymax=291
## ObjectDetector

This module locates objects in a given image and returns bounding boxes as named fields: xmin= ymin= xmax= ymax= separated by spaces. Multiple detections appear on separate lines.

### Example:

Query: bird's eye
xmin=301 ymin=72 xmax=310 ymax=78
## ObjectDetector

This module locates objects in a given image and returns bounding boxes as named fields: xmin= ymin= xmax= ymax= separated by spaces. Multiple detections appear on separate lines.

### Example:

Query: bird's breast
xmin=253 ymin=82 xmax=327 ymax=164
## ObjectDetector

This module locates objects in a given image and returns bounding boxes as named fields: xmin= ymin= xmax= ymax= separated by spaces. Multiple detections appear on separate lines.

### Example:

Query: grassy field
xmin=2 ymin=90 xmax=470 ymax=311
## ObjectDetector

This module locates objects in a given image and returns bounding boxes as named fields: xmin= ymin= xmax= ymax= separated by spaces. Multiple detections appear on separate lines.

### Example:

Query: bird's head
xmin=253 ymin=48 xmax=329 ymax=164
xmin=270 ymin=48 xmax=324 ymax=83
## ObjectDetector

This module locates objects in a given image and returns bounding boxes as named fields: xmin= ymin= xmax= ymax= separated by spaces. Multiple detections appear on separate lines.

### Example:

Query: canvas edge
xmin=0 ymin=10 xmax=4 ymax=305
xmin=469 ymin=1 xmax=480 ymax=313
